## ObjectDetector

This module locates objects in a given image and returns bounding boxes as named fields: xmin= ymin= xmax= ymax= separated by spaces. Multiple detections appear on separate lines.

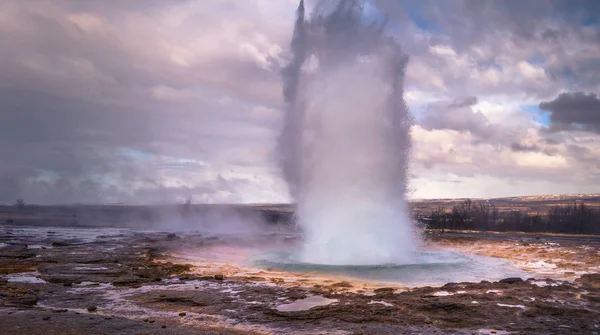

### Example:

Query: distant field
xmin=409 ymin=193 xmax=600 ymax=216
xmin=1 ymin=193 xmax=599 ymax=230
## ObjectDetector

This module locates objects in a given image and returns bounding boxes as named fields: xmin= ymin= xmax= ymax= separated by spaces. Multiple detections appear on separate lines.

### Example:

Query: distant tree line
xmin=415 ymin=199 xmax=600 ymax=234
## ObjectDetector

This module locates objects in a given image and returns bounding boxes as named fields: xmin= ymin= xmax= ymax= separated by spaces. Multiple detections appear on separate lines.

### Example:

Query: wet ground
xmin=1 ymin=225 xmax=599 ymax=334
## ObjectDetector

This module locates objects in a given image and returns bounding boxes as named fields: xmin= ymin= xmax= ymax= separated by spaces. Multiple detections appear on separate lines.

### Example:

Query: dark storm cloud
xmin=0 ymin=86 xmax=271 ymax=204
xmin=539 ymin=92 xmax=600 ymax=133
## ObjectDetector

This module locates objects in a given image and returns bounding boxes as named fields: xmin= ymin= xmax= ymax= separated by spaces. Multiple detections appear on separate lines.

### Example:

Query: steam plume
xmin=278 ymin=0 xmax=416 ymax=265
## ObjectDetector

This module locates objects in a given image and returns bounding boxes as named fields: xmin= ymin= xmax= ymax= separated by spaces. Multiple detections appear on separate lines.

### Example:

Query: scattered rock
xmin=424 ymin=302 xmax=466 ymax=312
xmin=270 ymin=278 xmax=285 ymax=285
xmin=575 ymin=273 xmax=600 ymax=289
xmin=0 ymin=264 xmax=37 ymax=275
xmin=164 ymin=263 xmax=192 ymax=275
xmin=161 ymin=325 xmax=167 ymax=328
xmin=499 ymin=277 xmax=523 ymax=284
xmin=166 ymin=233 xmax=177 ymax=239
xmin=331 ymin=281 xmax=353 ymax=288
xmin=42 ymin=316 xmax=50 ymax=321
xmin=87 ymin=306 xmax=97 ymax=312
xmin=197 ymin=276 xmax=215 ymax=281
xmin=0 ymin=287 xmax=38 ymax=306
xmin=373 ymin=287 xmax=395 ymax=295
xmin=179 ymin=312 xmax=186 ymax=317
xmin=582 ymin=294 xmax=600 ymax=303
xmin=112 ymin=276 xmax=145 ymax=287
xmin=51 ymin=242 xmax=71 ymax=247
xmin=214 ymin=274 xmax=225 ymax=281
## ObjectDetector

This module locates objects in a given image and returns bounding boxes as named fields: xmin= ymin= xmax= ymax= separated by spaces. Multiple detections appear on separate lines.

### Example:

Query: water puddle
xmin=497 ymin=303 xmax=526 ymax=310
xmin=475 ymin=329 xmax=513 ymax=334
xmin=6 ymin=272 xmax=47 ymax=284
xmin=368 ymin=300 xmax=394 ymax=307
xmin=275 ymin=296 xmax=338 ymax=312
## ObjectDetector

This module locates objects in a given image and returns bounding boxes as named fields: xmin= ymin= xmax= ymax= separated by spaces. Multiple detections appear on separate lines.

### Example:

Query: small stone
xmin=331 ymin=281 xmax=353 ymax=288
xmin=42 ymin=316 xmax=50 ymax=321
xmin=373 ymin=287 xmax=395 ymax=295
xmin=194 ymin=286 xmax=199 ymax=289
xmin=104 ymin=317 xmax=112 ymax=320
xmin=149 ymin=320 xmax=155 ymax=323
xmin=161 ymin=325 xmax=167 ymax=329
xmin=87 ymin=306 xmax=97 ymax=312
xmin=179 ymin=312 xmax=186 ymax=317
xmin=424 ymin=319 xmax=432 ymax=324
xmin=491 ymin=331 xmax=497 ymax=334
xmin=214 ymin=274 xmax=225 ymax=281
xmin=500 ymin=277 xmax=523 ymax=284
xmin=160 ymin=294 xmax=167 ymax=298
xmin=575 ymin=273 xmax=600 ymax=289
xmin=63 ymin=282 xmax=73 ymax=287
xmin=143 ymin=319 xmax=149 ymax=322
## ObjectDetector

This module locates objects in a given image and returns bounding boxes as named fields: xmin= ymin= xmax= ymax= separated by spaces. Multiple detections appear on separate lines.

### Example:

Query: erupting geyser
xmin=279 ymin=0 xmax=417 ymax=265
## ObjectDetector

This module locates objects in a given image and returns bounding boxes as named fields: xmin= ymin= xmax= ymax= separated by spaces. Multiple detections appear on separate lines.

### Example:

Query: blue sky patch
xmin=521 ymin=104 xmax=551 ymax=127
xmin=118 ymin=148 xmax=150 ymax=160
xmin=526 ymin=54 xmax=546 ymax=66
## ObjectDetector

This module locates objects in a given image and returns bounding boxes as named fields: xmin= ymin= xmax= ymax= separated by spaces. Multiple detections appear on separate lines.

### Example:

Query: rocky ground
xmin=1 ymin=225 xmax=599 ymax=334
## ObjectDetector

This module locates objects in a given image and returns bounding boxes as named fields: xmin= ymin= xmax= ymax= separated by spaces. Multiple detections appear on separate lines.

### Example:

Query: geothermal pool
xmin=251 ymin=249 xmax=527 ymax=287
xmin=2 ymin=224 xmax=594 ymax=288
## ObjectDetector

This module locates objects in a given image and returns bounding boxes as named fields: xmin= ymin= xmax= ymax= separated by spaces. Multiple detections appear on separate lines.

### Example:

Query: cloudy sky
xmin=0 ymin=0 xmax=599 ymax=204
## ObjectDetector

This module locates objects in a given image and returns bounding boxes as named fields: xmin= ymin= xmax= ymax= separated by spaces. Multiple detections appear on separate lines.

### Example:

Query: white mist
xmin=279 ymin=0 xmax=417 ymax=265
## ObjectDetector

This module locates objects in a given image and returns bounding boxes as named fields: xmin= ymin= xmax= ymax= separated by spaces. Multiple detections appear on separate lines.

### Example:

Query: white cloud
xmin=0 ymin=0 xmax=599 ymax=203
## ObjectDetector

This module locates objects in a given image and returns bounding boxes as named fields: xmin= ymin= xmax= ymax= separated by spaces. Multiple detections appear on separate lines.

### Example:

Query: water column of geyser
xmin=279 ymin=0 xmax=417 ymax=265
